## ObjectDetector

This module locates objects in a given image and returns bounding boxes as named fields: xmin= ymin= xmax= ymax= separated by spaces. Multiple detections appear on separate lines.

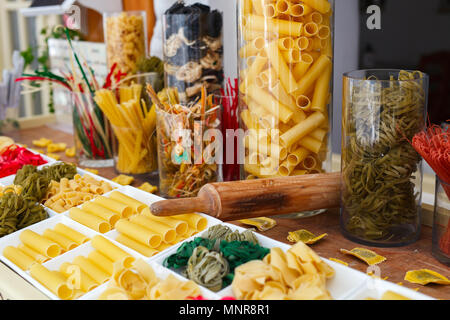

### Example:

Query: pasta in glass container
xmin=237 ymin=0 xmax=334 ymax=217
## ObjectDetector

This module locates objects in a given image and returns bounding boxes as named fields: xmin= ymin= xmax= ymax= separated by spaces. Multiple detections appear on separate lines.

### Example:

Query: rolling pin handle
xmin=150 ymin=195 xmax=211 ymax=217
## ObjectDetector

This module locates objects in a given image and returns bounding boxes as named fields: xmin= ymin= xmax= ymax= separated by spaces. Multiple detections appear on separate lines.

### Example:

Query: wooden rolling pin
xmin=150 ymin=172 xmax=341 ymax=221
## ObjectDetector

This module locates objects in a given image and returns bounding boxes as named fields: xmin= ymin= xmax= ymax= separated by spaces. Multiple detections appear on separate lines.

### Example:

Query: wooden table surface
xmin=10 ymin=125 xmax=450 ymax=300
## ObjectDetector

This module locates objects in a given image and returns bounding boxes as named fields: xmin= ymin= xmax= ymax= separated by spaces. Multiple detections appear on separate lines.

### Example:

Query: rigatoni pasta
xmin=238 ymin=0 xmax=333 ymax=179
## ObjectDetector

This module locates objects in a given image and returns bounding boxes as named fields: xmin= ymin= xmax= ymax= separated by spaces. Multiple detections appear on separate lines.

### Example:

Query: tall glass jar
xmin=155 ymin=105 xmax=222 ymax=198
xmin=341 ymin=70 xmax=429 ymax=247
xmin=432 ymin=177 xmax=450 ymax=265
xmin=162 ymin=3 xmax=224 ymax=103
xmin=237 ymin=0 xmax=334 ymax=217
xmin=72 ymin=92 xmax=115 ymax=167
xmin=104 ymin=11 xmax=147 ymax=77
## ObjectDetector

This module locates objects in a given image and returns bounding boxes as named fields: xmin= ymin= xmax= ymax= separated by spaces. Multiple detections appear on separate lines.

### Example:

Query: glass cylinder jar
xmin=432 ymin=177 xmax=450 ymax=266
xmin=104 ymin=11 xmax=147 ymax=77
xmin=162 ymin=3 xmax=224 ymax=103
xmin=237 ymin=0 xmax=334 ymax=216
xmin=341 ymin=70 xmax=429 ymax=247
xmin=155 ymin=105 xmax=222 ymax=198
xmin=72 ymin=92 xmax=115 ymax=167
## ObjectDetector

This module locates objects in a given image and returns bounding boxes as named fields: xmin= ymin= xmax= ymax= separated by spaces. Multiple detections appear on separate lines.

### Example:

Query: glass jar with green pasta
xmin=341 ymin=70 xmax=428 ymax=247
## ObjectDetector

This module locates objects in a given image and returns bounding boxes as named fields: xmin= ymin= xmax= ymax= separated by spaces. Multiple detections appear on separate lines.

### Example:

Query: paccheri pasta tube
xmin=341 ymin=70 xmax=427 ymax=245
xmin=238 ymin=0 xmax=333 ymax=181
xmin=163 ymin=2 xmax=224 ymax=103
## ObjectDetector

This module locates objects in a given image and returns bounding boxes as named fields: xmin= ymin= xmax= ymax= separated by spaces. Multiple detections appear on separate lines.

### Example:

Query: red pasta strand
xmin=0 ymin=144 xmax=47 ymax=178
xmin=411 ymin=121 xmax=450 ymax=255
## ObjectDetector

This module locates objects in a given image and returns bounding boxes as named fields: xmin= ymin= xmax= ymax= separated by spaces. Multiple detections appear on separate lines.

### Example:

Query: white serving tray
xmin=0 ymin=148 xmax=437 ymax=300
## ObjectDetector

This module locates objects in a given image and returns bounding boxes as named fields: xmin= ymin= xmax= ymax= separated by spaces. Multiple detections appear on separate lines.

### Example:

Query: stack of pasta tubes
xmin=94 ymin=84 xmax=157 ymax=175
xmin=239 ymin=0 xmax=333 ymax=179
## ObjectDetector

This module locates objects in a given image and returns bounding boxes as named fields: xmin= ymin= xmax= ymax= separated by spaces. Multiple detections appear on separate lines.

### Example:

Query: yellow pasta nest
xmin=99 ymin=259 xmax=201 ymax=300
xmin=232 ymin=241 xmax=335 ymax=300
xmin=32 ymin=137 xmax=52 ymax=148
xmin=43 ymin=174 xmax=114 ymax=213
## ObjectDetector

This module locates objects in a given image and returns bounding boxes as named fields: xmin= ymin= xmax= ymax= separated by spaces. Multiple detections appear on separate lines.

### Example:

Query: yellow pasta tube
xmin=60 ymin=262 xmax=98 ymax=292
xmin=108 ymin=191 xmax=147 ymax=214
xmin=172 ymin=214 xmax=208 ymax=231
xmin=93 ymin=196 xmax=133 ymax=218
xmin=251 ymin=0 xmax=264 ymax=14
xmin=282 ymin=49 xmax=301 ymax=64
xmin=263 ymin=3 xmax=276 ymax=18
xmin=240 ymin=55 xmax=267 ymax=94
xmin=115 ymin=234 xmax=159 ymax=258
xmin=115 ymin=220 xmax=162 ymax=248
xmin=280 ymin=111 xmax=326 ymax=148
xmin=275 ymin=0 xmax=289 ymax=14
xmin=19 ymin=230 xmax=61 ymax=258
xmin=298 ymin=136 xmax=323 ymax=154
xmin=265 ymin=41 xmax=298 ymax=93
xmin=318 ymin=25 xmax=330 ymax=39
xmin=288 ymin=3 xmax=305 ymax=17
xmin=240 ymin=109 xmax=260 ymax=131
xmin=142 ymin=213 xmax=189 ymax=236
xmin=295 ymin=54 xmax=332 ymax=96
xmin=82 ymin=202 xmax=120 ymax=227
xmin=268 ymin=82 xmax=306 ymax=124
xmin=240 ymin=0 xmax=253 ymax=15
xmin=287 ymin=147 xmax=311 ymax=166
xmin=129 ymin=215 xmax=176 ymax=243
xmin=295 ymin=95 xmax=312 ymax=111
xmin=239 ymin=36 xmax=265 ymax=58
xmin=53 ymin=224 xmax=89 ymax=245
xmin=245 ymin=15 xmax=303 ymax=37
xmin=91 ymin=235 xmax=135 ymax=268
xmin=278 ymin=160 xmax=297 ymax=176
xmin=43 ymin=229 xmax=78 ymax=252
xmin=301 ymin=155 xmax=318 ymax=170
xmin=247 ymin=85 xmax=293 ymax=124
xmin=73 ymin=256 xmax=110 ymax=284
xmin=301 ymin=0 xmax=331 ymax=14
xmin=293 ymin=53 xmax=313 ymax=81
xmin=309 ymin=128 xmax=328 ymax=142
xmin=302 ymin=22 xmax=319 ymax=37
xmin=18 ymin=244 xmax=49 ymax=263
xmin=294 ymin=37 xmax=310 ymax=51
xmin=88 ymin=250 xmax=114 ymax=275
xmin=69 ymin=208 xmax=111 ymax=234
xmin=278 ymin=37 xmax=294 ymax=51
xmin=29 ymin=264 xmax=73 ymax=300
xmin=305 ymin=12 xmax=324 ymax=24
xmin=311 ymin=63 xmax=332 ymax=113
xmin=3 ymin=246 xmax=36 ymax=271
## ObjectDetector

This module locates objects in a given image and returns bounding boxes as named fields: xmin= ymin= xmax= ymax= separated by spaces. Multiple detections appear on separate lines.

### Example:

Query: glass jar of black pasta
xmin=162 ymin=2 xmax=224 ymax=104
xmin=341 ymin=69 xmax=429 ymax=247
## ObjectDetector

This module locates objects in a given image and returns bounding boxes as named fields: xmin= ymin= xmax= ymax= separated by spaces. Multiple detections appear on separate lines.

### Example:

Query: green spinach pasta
xmin=341 ymin=70 xmax=426 ymax=243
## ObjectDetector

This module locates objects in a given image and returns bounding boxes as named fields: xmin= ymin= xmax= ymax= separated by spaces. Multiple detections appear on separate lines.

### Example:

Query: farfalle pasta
xmin=99 ymin=259 xmax=201 ymax=300
xmin=231 ymin=241 xmax=334 ymax=300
